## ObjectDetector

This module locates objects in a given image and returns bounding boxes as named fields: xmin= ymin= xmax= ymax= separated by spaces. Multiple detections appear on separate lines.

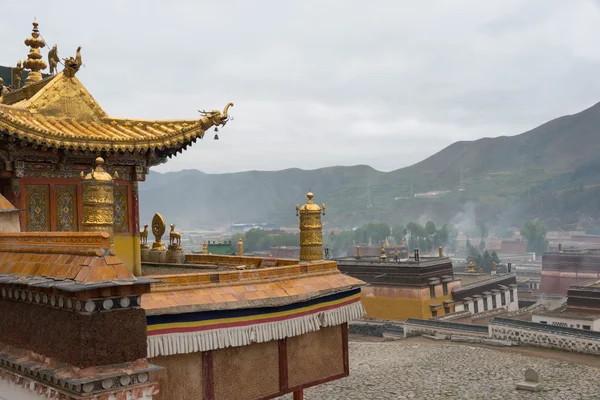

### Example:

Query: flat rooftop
xmin=275 ymin=338 xmax=600 ymax=399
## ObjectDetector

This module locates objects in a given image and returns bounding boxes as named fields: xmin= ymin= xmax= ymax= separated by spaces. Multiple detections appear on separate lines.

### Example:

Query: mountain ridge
xmin=140 ymin=101 xmax=600 ymax=230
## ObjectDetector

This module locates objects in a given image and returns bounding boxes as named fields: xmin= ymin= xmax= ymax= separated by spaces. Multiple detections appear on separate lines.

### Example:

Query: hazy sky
xmin=2 ymin=1 xmax=600 ymax=173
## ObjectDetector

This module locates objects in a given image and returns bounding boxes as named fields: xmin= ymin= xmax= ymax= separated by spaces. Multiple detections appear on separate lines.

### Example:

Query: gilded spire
xmin=296 ymin=192 xmax=326 ymax=261
xmin=23 ymin=20 xmax=47 ymax=86
xmin=380 ymin=245 xmax=387 ymax=260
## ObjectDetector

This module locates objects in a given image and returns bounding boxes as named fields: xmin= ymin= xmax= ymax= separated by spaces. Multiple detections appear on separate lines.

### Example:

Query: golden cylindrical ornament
xmin=81 ymin=157 xmax=115 ymax=246
xmin=296 ymin=192 xmax=326 ymax=262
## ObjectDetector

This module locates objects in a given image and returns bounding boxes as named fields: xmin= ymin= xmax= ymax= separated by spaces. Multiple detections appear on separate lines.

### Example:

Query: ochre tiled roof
xmin=0 ymin=193 xmax=16 ymax=211
xmin=0 ymin=72 xmax=231 ymax=152
xmin=0 ymin=232 xmax=135 ymax=283
xmin=142 ymin=260 xmax=365 ymax=314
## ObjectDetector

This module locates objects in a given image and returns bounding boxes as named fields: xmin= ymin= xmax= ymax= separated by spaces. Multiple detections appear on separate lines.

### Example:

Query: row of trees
xmin=405 ymin=221 xmax=458 ymax=254
xmin=232 ymin=229 xmax=299 ymax=252
xmin=231 ymin=219 xmax=548 ymax=257
xmin=520 ymin=219 xmax=548 ymax=256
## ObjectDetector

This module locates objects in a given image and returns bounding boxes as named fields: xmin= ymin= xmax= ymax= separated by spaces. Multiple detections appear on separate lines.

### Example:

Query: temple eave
xmin=0 ymin=118 xmax=214 ymax=153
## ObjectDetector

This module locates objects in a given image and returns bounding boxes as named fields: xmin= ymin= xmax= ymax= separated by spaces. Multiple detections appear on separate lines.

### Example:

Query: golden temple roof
xmin=0 ymin=71 xmax=233 ymax=152
xmin=0 ymin=194 xmax=16 ymax=212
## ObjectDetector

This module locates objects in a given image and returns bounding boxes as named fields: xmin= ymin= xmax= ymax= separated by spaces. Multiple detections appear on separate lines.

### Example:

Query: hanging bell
xmin=214 ymin=127 xmax=219 ymax=140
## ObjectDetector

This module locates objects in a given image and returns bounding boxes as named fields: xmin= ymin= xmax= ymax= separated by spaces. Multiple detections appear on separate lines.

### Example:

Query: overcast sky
xmin=2 ymin=1 xmax=600 ymax=173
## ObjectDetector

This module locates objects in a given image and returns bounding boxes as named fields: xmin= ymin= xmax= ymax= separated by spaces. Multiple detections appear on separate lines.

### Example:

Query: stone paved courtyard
xmin=278 ymin=339 xmax=600 ymax=399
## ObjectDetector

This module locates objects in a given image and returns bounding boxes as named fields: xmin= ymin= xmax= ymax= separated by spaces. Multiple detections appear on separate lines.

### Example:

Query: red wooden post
xmin=202 ymin=351 xmax=214 ymax=400
xmin=293 ymin=390 xmax=304 ymax=400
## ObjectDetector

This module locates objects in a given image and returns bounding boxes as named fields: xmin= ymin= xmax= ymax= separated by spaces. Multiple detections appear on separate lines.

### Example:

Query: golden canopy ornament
xmin=151 ymin=213 xmax=166 ymax=251
xmin=296 ymin=192 xmax=326 ymax=262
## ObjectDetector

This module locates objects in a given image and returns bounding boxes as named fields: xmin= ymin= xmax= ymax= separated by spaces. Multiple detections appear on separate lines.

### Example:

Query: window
xmin=492 ymin=295 xmax=497 ymax=309
xmin=583 ymin=325 xmax=591 ymax=330
xmin=444 ymin=304 xmax=450 ymax=314
xmin=431 ymin=309 xmax=438 ymax=317
xmin=430 ymin=285 xmax=436 ymax=299
xmin=443 ymin=283 xmax=448 ymax=296
xmin=483 ymin=298 xmax=488 ymax=311
xmin=474 ymin=301 xmax=479 ymax=313
xmin=540 ymin=321 xmax=547 ymax=324
xmin=501 ymin=292 xmax=506 ymax=306
xmin=464 ymin=303 xmax=469 ymax=312
xmin=510 ymin=289 xmax=515 ymax=302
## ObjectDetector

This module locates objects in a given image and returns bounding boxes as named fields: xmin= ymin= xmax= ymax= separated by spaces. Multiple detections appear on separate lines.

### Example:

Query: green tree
xmin=521 ymin=219 xmax=548 ymax=256
xmin=425 ymin=220 xmax=437 ymax=236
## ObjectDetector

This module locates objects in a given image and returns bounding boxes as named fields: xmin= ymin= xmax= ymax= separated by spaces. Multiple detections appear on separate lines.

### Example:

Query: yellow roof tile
xmin=0 ymin=72 xmax=233 ymax=152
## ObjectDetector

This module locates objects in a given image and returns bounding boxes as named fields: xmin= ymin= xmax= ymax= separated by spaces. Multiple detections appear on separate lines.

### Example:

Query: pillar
xmin=237 ymin=238 xmax=244 ymax=256
xmin=439 ymin=246 xmax=443 ymax=257
xmin=81 ymin=157 xmax=116 ymax=247
xmin=356 ymin=245 xmax=361 ymax=258
xmin=296 ymin=192 xmax=325 ymax=261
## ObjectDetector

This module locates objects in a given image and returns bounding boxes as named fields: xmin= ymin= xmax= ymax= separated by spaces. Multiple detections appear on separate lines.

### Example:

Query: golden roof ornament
xmin=63 ymin=46 xmax=83 ymax=78
xmin=151 ymin=213 xmax=166 ymax=251
xmin=82 ymin=157 xmax=116 ymax=181
xmin=48 ymin=44 xmax=60 ymax=75
xmin=466 ymin=259 xmax=476 ymax=273
xmin=380 ymin=245 xmax=387 ymax=260
xmin=296 ymin=192 xmax=326 ymax=261
xmin=23 ymin=21 xmax=47 ymax=86
xmin=80 ymin=157 xmax=116 ymax=250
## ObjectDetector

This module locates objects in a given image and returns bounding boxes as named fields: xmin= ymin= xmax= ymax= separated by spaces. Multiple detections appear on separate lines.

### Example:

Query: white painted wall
xmin=0 ymin=379 xmax=43 ymax=400
xmin=532 ymin=315 xmax=600 ymax=331
xmin=456 ymin=288 xmax=519 ymax=314
xmin=508 ymin=287 xmax=519 ymax=312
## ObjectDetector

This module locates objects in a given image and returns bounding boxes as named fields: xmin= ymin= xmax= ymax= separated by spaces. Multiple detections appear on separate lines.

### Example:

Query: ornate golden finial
xmin=151 ymin=213 xmax=166 ymax=251
xmin=380 ymin=245 xmax=387 ymax=260
xmin=23 ymin=21 xmax=47 ymax=85
xmin=202 ymin=240 xmax=208 ymax=254
xmin=356 ymin=245 xmax=361 ymax=258
xmin=385 ymin=237 xmax=390 ymax=248
xmin=297 ymin=192 xmax=326 ymax=261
